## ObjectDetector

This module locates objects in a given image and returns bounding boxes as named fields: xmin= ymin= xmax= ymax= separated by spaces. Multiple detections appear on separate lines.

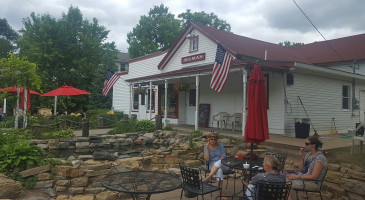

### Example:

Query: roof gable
xmin=158 ymin=23 xmax=365 ymax=69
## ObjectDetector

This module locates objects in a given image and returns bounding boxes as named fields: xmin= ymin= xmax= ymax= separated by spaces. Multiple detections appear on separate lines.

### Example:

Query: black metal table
xmin=221 ymin=157 xmax=264 ymax=198
xmin=102 ymin=171 xmax=182 ymax=200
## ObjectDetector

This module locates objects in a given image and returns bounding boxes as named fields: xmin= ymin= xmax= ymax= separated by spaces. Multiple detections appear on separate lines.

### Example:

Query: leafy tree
xmin=127 ymin=4 xmax=182 ymax=58
xmin=0 ymin=18 xmax=20 ymax=58
xmin=178 ymin=9 xmax=231 ymax=32
xmin=18 ymin=6 xmax=118 ymax=111
xmin=127 ymin=5 xmax=232 ymax=58
xmin=0 ymin=54 xmax=41 ymax=128
xmin=278 ymin=41 xmax=304 ymax=47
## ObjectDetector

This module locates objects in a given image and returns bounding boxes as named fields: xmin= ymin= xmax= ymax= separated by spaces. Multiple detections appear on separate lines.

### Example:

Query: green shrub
xmin=191 ymin=130 xmax=203 ymax=137
xmin=163 ymin=125 xmax=173 ymax=131
xmin=0 ymin=116 xmax=15 ymax=128
xmin=107 ymin=120 xmax=137 ymax=135
xmin=0 ymin=129 xmax=34 ymax=145
xmin=0 ymin=140 xmax=44 ymax=172
xmin=54 ymin=129 xmax=75 ymax=138
xmin=40 ymin=158 xmax=62 ymax=166
xmin=7 ymin=173 xmax=38 ymax=189
xmin=135 ymin=120 xmax=155 ymax=132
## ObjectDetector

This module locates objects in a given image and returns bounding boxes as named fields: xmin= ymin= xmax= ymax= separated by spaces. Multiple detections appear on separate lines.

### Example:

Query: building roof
xmin=117 ymin=52 xmax=130 ymax=62
xmin=290 ymin=34 xmax=365 ymax=65
xmin=159 ymin=23 xmax=365 ymax=68
xmin=193 ymin=23 xmax=310 ymax=63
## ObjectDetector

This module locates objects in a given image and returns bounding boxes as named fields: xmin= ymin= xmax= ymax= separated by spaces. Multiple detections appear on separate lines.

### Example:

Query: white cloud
xmin=1 ymin=0 xmax=365 ymax=52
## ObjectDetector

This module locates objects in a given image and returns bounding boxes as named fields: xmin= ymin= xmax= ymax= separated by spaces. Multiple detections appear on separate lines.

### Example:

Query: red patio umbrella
xmin=0 ymin=86 xmax=41 ymax=110
xmin=42 ymin=85 xmax=92 ymax=116
xmin=244 ymin=64 xmax=269 ymax=159
xmin=42 ymin=85 xmax=92 ymax=96
xmin=0 ymin=86 xmax=41 ymax=96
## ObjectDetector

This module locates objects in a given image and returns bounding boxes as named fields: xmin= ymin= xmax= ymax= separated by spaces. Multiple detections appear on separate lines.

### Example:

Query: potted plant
xmin=173 ymin=80 xmax=189 ymax=92
xmin=134 ymin=86 xmax=146 ymax=95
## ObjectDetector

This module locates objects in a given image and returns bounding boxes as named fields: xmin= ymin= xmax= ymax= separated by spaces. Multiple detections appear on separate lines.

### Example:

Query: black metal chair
xmin=242 ymin=180 xmax=292 ymax=200
xmin=179 ymin=164 xmax=222 ymax=200
xmin=201 ymin=160 xmax=236 ymax=191
xmin=293 ymin=167 xmax=328 ymax=200
xmin=265 ymin=152 xmax=287 ymax=172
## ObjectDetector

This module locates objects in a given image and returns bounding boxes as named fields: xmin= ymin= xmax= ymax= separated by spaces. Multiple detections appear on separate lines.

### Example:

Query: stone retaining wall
xmin=1 ymin=131 xmax=364 ymax=200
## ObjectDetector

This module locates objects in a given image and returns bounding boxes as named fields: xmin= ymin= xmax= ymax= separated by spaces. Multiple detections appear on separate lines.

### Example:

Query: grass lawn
xmin=325 ymin=145 xmax=365 ymax=168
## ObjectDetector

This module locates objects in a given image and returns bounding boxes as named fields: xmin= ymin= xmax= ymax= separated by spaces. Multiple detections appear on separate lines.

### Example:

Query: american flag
xmin=210 ymin=44 xmax=234 ymax=93
xmin=102 ymin=70 xmax=120 ymax=96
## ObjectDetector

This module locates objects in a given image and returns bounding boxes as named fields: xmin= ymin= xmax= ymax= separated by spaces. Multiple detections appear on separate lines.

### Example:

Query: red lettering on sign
xmin=181 ymin=53 xmax=205 ymax=64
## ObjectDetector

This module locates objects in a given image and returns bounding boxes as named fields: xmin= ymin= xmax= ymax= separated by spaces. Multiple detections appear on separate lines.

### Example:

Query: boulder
xmin=0 ymin=176 xmax=23 ymax=199
xmin=93 ymin=150 xmax=116 ymax=161
xmin=95 ymin=190 xmax=119 ymax=200
xmin=340 ymin=178 xmax=365 ymax=196
xmin=20 ymin=165 xmax=51 ymax=178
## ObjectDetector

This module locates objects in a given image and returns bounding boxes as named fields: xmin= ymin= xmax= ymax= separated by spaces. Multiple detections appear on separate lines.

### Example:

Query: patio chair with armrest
xmin=351 ymin=123 xmax=365 ymax=155
xmin=227 ymin=113 xmax=243 ymax=132
xmin=293 ymin=167 xmax=328 ymax=200
xmin=201 ymin=159 xmax=237 ymax=192
xmin=212 ymin=112 xmax=229 ymax=129
xmin=235 ymin=181 xmax=292 ymax=200
xmin=179 ymin=164 xmax=222 ymax=200
xmin=265 ymin=152 xmax=287 ymax=173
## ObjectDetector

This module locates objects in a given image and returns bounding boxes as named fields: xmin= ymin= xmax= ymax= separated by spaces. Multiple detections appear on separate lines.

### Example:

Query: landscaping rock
xmin=0 ymin=176 xmax=23 ymax=199
xmin=95 ymin=190 xmax=119 ymax=200
xmin=340 ymin=178 xmax=365 ymax=195
xmin=20 ymin=165 xmax=51 ymax=178
xmin=71 ymin=160 xmax=82 ymax=168
xmin=34 ymin=180 xmax=54 ymax=188
xmin=93 ymin=151 xmax=116 ymax=161
xmin=70 ymin=195 xmax=94 ymax=200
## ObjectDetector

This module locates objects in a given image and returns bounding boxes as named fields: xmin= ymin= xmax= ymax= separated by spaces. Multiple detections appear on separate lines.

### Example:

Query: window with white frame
xmin=119 ymin=63 xmax=128 ymax=72
xmin=342 ymin=85 xmax=350 ymax=109
xmin=189 ymin=36 xmax=198 ymax=52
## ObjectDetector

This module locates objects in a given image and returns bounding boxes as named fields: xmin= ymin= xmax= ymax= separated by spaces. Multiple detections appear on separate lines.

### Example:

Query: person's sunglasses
xmin=305 ymin=142 xmax=311 ymax=146
xmin=209 ymin=138 xmax=217 ymax=141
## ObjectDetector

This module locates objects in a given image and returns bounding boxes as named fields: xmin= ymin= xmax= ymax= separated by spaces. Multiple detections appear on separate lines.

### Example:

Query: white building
xmin=112 ymin=23 xmax=365 ymax=137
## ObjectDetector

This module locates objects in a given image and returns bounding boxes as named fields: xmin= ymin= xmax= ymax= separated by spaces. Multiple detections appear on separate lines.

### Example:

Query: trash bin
xmin=294 ymin=118 xmax=310 ymax=139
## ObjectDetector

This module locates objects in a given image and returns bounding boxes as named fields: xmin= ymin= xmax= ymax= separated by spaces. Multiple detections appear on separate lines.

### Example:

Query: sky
xmin=1 ymin=0 xmax=365 ymax=53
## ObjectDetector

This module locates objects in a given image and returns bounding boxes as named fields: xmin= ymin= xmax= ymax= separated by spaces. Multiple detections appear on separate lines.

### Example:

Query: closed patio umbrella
xmin=42 ymin=85 xmax=92 ymax=116
xmin=244 ymin=64 xmax=269 ymax=159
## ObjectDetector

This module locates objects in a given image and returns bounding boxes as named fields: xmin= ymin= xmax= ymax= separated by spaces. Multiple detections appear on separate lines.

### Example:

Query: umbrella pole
xmin=250 ymin=143 xmax=253 ymax=160
xmin=54 ymin=96 xmax=57 ymax=116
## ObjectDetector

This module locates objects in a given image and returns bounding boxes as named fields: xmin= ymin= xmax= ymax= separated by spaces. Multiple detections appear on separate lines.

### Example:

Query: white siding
xmin=328 ymin=63 xmax=365 ymax=75
xmin=112 ymin=78 xmax=130 ymax=115
xmin=162 ymin=29 xmax=217 ymax=73
xmin=284 ymin=71 xmax=365 ymax=137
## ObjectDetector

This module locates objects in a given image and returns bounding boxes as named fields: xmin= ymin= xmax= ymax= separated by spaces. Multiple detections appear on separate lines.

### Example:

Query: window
xmin=342 ymin=85 xmax=350 ymax=109
xmin=189 ymin=36 xmax=198 ymax=52
xmin=141 ymin=93 xmax=145 ymax=105
xmin=133 ymin=93 xmax=139 ymax=110
xmin=119 ymin=63 xmax=128 ymax=72
xmin=159 ymin=84 xmax=178 ymax=118
xmin=189 ymin=89 xmax=196 ymax=106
